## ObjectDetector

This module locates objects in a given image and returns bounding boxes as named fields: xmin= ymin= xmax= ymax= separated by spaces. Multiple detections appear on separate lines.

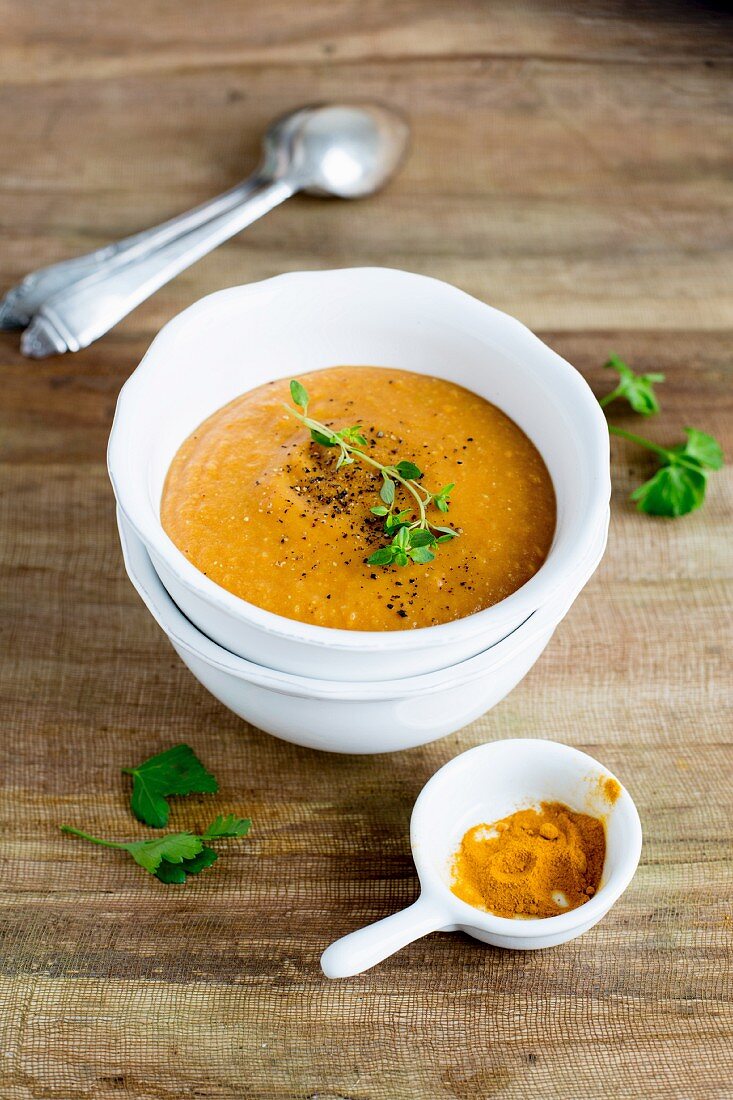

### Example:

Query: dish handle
xmin=320 ymin=894 xmax=449 ymax=979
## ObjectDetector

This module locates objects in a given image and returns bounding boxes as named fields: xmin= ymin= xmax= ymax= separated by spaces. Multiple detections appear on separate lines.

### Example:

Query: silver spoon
xmin=7 ymin=103 xmax=409 ymax=357
xmin=0 ymin=180 xmax=268 ymax=332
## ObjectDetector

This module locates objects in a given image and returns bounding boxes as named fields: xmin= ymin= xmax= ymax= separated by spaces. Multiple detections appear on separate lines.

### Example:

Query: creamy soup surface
xmin=161 ymin=367 xmax=556 ymax=631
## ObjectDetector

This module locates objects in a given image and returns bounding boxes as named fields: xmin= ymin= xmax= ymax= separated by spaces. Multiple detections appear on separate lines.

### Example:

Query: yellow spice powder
xmin=450 ymin=801 xmax=606 ymax=919
xmin=598 ymin=776 xmax=621 ymax=805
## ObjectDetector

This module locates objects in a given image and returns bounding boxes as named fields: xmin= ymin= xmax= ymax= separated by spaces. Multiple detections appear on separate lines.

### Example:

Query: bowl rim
xmin=410 ymin=738 xmax=643 ymax=939
xmin=108 ymin=267 xmax=611 ymax=653
xmin=117 ymin=507 xmax=608 ymax=701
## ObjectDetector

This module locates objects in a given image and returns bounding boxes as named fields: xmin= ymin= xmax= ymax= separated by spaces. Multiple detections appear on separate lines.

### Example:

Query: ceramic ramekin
xmin=118 ymin=507 xmax=608 ymax=753
xmin=321 ymin=740 xmax=642 ymax=975
xmin=108 ymin=268 xmax=610 ymax=681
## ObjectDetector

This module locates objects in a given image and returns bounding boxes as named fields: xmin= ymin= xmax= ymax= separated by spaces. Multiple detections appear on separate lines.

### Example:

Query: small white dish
xmin=321 ymin=739 xmax=642 ymax=977
xmin=118 ymin=509 xmax=608 ymax=753
xmin=108 ymin=268 xmax=610 ymax=681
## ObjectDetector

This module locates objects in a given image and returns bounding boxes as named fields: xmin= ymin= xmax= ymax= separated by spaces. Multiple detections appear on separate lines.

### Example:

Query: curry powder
xmin=450 ymin=802 xmax=605 ymax=918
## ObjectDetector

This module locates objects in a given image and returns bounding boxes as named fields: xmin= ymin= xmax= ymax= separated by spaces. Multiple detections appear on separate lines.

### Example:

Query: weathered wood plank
xmin=1 ymin=2 xmax=732 ymax=1097
xmin=2 ymin=55 xmax=730 ymax=331
xmin=2 ymin=0 xmax=732 ymax=87
xmin=1 ymin=333 xmax=731 ymax=1096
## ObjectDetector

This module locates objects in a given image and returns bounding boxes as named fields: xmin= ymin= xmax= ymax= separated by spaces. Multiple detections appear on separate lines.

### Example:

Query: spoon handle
xmin=320 ymin=895 xmax=450 ymax=979
xmin=21 ymin=176 xmax=296 ymax=357
xmin=0 ymin=177 xmax=270 ymax=332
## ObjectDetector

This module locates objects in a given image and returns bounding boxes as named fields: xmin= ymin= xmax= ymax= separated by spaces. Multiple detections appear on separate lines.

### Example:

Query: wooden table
xmin=1 ymin=3 xmax=731 ymax=1097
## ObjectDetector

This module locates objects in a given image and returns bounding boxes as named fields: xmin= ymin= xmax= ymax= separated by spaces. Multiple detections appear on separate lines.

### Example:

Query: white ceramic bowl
xmin=118 ymin=508 xmax=608 ymax=753
xmin=321 ymin=739 xmax=642 ymax=976
xmin=108 ymin=268 xmax=610 ymax=681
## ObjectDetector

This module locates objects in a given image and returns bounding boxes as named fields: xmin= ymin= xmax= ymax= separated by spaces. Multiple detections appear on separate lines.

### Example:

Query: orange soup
xmin=161 ymin=367 xmax=556 ymax=631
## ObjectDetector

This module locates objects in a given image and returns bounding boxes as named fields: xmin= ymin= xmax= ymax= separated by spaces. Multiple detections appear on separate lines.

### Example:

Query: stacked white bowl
xmin=108 ymin=269 xmax=610 ymax=753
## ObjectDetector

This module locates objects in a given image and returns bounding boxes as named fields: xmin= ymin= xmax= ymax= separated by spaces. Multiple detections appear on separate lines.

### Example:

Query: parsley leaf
xmin=60 ymin=814 xmax=251 ymax=885
xmin=610 ymin=425 xmax=724 ymax=517
xmin=125 ymin=832 xmax=203 ymax=873
xmin=600 ymin=354 xmax=723 ymax=519
xmin=601 ymin=354 xmax=665 ymax=416
xmin=630 ymin=463 xmax=707 ymax=517
xmin=204 ymin=813 xmax=252 ymax=839
xmin=60 ymin=825 xmax=203 ymax=874
xmin=155 ymin=845 xmax=219 ymax=884
xmin=122 ymin=744 xmax=218 ymax=828
xmin=674 ymin=427 xmax=724 ymax=471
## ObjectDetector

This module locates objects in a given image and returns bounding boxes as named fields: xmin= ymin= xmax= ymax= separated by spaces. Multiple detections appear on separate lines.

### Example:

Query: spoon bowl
xmin=321 ymin=739 xmax=642 ymax=978
xmin=263 ymin=103 xmax=410 ymax=197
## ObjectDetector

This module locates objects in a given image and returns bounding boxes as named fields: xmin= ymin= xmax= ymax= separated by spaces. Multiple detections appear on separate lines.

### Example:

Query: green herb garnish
xmin=122 ymin=743 xmax=219 ymax=828
xmin=600 ymin=354 xmax=665 ymax=416
xmin=60 ymin=815 xmax=251 ymax=884
xmin=284 ymin=380 xmax=459 ymax=566
xmin=599 ymin=356 xmax=723 ymax=517
xmin=610 ymin=425 xmax=723 ymax=517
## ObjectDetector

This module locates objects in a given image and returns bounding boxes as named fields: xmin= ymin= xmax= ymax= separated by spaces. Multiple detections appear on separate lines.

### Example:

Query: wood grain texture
xmin=1 ymin=2 xmax=732 ymax=1098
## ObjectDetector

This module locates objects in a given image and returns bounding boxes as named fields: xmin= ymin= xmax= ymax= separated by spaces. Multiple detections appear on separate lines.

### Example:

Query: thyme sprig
xmin=284 ymin=380 xmax=459 ymax=566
